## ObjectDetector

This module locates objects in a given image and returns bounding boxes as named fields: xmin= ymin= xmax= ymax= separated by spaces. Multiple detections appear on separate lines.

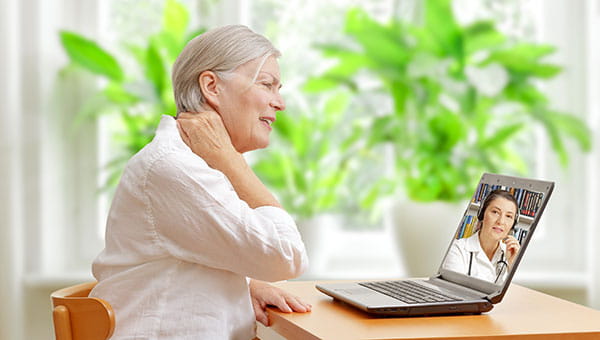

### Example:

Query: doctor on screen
xmin=443 ymin=189 xmax=521 ymax=284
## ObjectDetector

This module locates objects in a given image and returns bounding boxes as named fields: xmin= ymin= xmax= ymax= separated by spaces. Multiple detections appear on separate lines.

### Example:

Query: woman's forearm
xmin=211 ymin=150 xmax=281 ymax=209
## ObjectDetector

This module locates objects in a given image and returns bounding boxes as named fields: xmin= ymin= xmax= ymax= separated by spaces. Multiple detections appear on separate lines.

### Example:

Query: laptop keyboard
xmin=359 ymin=280 xmax=463 ymax=304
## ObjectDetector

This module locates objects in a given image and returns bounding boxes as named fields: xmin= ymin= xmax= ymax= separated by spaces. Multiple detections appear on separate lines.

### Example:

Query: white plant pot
xmin=296 ymin=214 xmax=341 ymax=278
xmin=390 ymin=200 xmax=465 ymax=278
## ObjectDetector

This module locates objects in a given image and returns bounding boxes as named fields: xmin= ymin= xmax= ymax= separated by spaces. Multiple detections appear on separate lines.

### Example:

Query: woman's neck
xmin=478 ymin=232 xmax=499 ymax=261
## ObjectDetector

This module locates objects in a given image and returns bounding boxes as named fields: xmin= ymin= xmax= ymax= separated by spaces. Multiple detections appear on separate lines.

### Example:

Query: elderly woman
xmin=90 ymin=25 xmax=310 ymax=339
xmin=443 ymin=189 xmax=521 ymax=284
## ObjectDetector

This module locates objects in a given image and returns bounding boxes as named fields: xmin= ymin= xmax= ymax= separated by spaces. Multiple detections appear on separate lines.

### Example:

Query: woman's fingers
xmin=274 ymin=295 xmax=293 ymax=313
xmin=504 ymin=236 xmax=521 ymax=264
xmin=252 ymin=299 xmax=269 ymax=326
xmin=284 ymin=295 xmax=312 ymax=313
xmin=175 ymin=111 xmax=237 ymax=163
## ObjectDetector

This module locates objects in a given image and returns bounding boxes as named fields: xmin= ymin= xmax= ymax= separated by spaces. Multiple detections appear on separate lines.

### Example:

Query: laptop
xmin=316 ymin=173 xmax=554 ymax=316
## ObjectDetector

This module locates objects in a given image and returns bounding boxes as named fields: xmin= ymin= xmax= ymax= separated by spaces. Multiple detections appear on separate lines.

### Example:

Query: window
xmin=28 ymin=0 xmax=599 ymax=308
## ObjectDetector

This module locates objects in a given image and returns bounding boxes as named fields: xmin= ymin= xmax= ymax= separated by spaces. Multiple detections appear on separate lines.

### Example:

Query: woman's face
xmin=480 ymin=197 xmax=517 ymax=243
xmin=215 ymin=55 xmax=285 ymax=153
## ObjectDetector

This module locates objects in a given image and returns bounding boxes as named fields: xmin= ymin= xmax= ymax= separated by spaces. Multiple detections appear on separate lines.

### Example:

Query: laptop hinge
xmin=428 ymin=275 xmax=489 ymax=300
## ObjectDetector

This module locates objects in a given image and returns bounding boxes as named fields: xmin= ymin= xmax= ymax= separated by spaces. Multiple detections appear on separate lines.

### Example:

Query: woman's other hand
xmin=504 ymin=235 xmax=521 ymax=266
xmin=249 ymin=279 xmax=312 ymax=326
xmin=176 ymin=111 xmax=237 ymax=165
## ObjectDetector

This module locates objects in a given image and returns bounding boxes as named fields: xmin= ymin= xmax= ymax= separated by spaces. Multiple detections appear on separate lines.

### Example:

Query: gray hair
xmin=172 ymin=25 xmax=281 ymax=113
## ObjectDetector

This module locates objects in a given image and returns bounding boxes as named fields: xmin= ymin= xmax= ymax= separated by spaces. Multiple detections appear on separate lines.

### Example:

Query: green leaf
xmin=546 ymin=111 xmax=592 ymax=151
xmin=103 ymin=82 xmax=139 ymax=104
xmin=495 ymin=147 xmax=528 ymax=174
xmin=542 ymin=122 xmax=569 ymax=166
xmin=368 ymin=115 xmax=401 ymax=145
xmin=126 ymin=44 xmax=147 ymax=66
xmin=272 ymin=112 xmax=297 ymax=143
xmin=463 ymin=20 xmax=506 ymax=56
xmin=254 ymin=157 xmax=286 ymax=190
xmin=316 ymin=44 xmax=373 ymax=78
xmin=152 ymin=31 xmax=181 ymax=61
xmin=486 ymin=43 xmax=560 ymax=77
xmin=529 ymin=64 xmax=562 ymax=78
xmin=163 ymin=0 xmax=189 ymax=43
xmin=185 ymin=28 xmax=207 ymax=44
xmin=303 ymin=76 xmax=349 ymax=93
xmin=345 ymin=8 xmax=410 ymax=68
xmin=360 ymin=178 xmax=395 ymax=208
xmin=427 ymin=110 xmax=466 ymax=150
xmin=479 ymin=123 xmax=524 ymax=149
xmin=504 ymin=82 xmax=548 ymax=106
xmin=145 ymin=41 xmax=166 ymax=96
xmin=322 ymin=91 xmax=350 ymax=128
xmin=424 ymin=0 xmax=464 ymax=60
xmin=59 ymin=31 xmax=124 ymax=82
xmin=390 ymin=80 xmax=410 ymax=115
xmin=528 ymin=108 xmax=587 ymax=166
xmin=341 ymin=123 xmax=366 ymax=151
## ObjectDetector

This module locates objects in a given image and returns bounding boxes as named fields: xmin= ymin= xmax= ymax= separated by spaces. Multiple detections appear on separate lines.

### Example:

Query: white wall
xmin=584 ymin=0 xmax=600 ymax=309
xmin=515 ymin=0 xmax=600 ymax=306
xmin=0 ymin=0 xmax=25 ymax=339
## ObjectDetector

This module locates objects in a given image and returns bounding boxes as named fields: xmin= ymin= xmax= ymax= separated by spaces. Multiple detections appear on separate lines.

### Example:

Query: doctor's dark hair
xmin=477 ymin=189 xmax=519 ymax=229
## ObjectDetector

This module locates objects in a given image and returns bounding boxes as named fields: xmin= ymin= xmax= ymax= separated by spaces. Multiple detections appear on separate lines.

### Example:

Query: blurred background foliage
xmin=304 ymin=0 xmax=591 ymax=202
xmin=59 ymin=0 xmax=204 ymax=189
xmin=58 ymin=0 xmax=591 ymax=220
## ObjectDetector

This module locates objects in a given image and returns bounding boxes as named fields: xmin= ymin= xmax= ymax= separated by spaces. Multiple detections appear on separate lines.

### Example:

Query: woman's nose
xmin=271 ymin=92 xmax=286 ymax=111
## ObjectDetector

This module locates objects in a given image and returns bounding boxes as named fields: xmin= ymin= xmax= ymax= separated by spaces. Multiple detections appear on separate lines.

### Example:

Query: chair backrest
xmin=51 ymin=282 xmax=115 ymax=340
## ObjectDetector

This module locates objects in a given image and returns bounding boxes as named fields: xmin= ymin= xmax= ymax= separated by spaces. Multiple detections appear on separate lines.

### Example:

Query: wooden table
xmin=266 ymin=280 xmax=600 ymax=340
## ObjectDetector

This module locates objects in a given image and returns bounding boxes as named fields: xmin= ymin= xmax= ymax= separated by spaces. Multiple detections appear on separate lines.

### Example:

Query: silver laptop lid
xmin=437 ymin=173 xmax=554 ymax=302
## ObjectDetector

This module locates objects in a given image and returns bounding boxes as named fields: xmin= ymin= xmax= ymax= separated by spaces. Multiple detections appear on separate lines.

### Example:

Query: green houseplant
xmin=58 ymin=0 xmax=204 ymax=188
xmin=305 ymin=1 xmax=591 ymax=203
xmin=253 ymin=90 xmax=382 ymax=220
xmin=303 ymin=0 xmax=592 ymax=276
xmin=252 ymin=89 xmax=387 ymax=274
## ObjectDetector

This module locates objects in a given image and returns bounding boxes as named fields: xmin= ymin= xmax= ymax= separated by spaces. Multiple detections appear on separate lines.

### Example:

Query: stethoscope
xmin=468 ymin=249 xmax=508 ymax=284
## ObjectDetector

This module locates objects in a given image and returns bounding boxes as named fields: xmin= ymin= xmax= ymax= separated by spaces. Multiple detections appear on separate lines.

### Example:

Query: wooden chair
xmin=51 ymin=282 xmax=115 ymax=340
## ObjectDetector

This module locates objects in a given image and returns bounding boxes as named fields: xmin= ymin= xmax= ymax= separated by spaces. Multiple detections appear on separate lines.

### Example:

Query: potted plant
xmin=252 ymin=89 xmax=378 ymax=274
xmin=304 ymin=1 xmax=591 ymax=276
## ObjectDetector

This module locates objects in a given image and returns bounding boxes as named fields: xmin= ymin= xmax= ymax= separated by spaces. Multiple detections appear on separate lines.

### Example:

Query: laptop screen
xmin=438 ymin=173 xmax=554 ymax=298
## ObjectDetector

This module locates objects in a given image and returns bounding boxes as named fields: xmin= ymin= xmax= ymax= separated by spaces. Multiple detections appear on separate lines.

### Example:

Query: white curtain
xmin=0 ymin=0 xmax=102 ymax=339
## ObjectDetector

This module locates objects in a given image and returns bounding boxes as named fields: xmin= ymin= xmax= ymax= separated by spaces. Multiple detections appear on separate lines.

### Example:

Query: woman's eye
xmin=261 ymin=82 xmax=273 ymax=89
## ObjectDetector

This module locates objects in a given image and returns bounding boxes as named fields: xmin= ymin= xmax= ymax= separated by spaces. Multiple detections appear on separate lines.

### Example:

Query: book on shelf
xmin=471 ymin=183 xmax=544 ymax=218
xmin=456 ymin=214 xmax=477 ymax=239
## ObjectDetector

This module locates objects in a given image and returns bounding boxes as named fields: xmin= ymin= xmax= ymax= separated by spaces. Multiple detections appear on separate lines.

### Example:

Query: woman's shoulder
xmin=454 ymin=233 xmax=474 ymax=245
xmin=452 ymin=232 xmax=479 ymax=251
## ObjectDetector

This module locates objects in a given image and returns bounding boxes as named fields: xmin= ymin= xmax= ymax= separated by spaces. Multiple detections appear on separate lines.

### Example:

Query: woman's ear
xmin=198 ymin=70 xmax=221 ymax=109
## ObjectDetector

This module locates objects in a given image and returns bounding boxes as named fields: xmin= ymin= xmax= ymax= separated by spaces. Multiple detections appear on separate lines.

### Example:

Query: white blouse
xmin=90 ymin=115 xmax=308 ymax=340
xmin=443 ymin=231 xmax=508 ymax=283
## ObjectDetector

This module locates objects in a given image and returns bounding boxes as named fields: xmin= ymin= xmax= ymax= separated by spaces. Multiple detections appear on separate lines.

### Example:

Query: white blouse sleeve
xmin=144 ymin=151 xmax=308 ymax=282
